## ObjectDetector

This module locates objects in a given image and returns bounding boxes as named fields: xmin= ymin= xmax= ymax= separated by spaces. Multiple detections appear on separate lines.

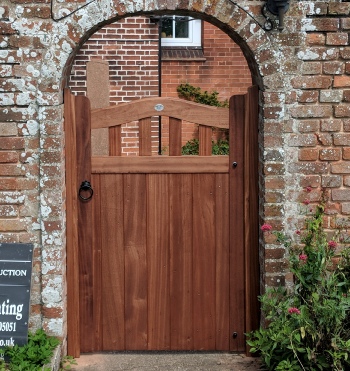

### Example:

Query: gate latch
xmin=79 ymin=180 xmax=93 ymax=201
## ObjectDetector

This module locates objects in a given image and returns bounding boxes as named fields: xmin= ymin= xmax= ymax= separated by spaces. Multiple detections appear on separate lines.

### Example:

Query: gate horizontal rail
xmin=92 ymin=156 xmax=229 ymax=173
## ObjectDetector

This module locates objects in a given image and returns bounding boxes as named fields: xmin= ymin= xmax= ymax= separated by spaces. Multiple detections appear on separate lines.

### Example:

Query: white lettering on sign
xmin=0 ymin=269 xmax=27 ymax=277
xmin=0 ymin=322 xmax=16 ymax=332
xmin=0 ymin=338 xmax=15 ymax=347
xmin=0 ymin=300 xmax=23 ymax=320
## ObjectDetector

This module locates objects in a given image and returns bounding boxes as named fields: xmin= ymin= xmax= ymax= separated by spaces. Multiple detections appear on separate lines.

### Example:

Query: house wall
xmin=1 ymin=0 xmax=350 ymax=351
xmin=68 ymin=18 xmax=252 ymax=155
xmin=161 ymin=22 xmax=252 ymax=99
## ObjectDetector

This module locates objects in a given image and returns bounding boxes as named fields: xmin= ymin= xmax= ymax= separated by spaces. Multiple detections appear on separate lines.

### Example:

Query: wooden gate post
xmin=65 ymin=89 xmax=80 ymax=357
xmin=65 ymin=90 xmax=93 ymax=356
xmin=244 ymin=86 xmax=260 ymax=346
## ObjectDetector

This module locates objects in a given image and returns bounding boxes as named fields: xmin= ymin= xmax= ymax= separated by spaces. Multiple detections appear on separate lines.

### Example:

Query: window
xmin=161 ymin=16 xmax=201 ymax=47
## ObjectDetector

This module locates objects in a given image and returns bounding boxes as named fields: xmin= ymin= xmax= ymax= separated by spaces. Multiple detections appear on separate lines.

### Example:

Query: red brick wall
xmin=162 ymin=22 xmax=252 ymax=100
xmin=69 ymin=17 xmax=160 ymax=155
xmin=69 ymin=17 xmax=159 ymax=103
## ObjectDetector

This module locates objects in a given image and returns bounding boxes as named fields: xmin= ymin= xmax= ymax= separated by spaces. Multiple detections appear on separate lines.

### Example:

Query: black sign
xmin=0 ymin=243 xmax=33 ymax=350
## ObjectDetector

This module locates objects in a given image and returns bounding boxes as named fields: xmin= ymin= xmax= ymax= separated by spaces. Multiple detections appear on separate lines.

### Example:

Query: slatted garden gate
xmin=65 ymin=87 xmax=260 ymax=356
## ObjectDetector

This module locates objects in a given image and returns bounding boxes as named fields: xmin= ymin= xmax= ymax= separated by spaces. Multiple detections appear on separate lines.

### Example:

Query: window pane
xmin=161 ymin=16 xmax=201 ymax=47
xmin=175 ymin=17 xmax=189 ymax=38
xmin=161 ymin=17 xmax=173 ymax=38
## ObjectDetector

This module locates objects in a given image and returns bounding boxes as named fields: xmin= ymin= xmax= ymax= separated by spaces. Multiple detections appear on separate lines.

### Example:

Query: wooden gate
xmin=65 ymin=87 xmax=260 ymax=356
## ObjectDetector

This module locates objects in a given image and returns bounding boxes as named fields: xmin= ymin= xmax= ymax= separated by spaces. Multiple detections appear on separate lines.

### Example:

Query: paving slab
xmin=71 ymin=352 xmax=261 ymax=370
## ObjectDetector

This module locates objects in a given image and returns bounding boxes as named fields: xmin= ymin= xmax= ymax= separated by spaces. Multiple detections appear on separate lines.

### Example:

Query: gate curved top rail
xmin=91 ymin=97 xmax=229 ymax=129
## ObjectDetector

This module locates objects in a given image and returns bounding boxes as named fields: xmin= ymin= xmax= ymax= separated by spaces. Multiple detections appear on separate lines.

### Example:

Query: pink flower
xmin=305 ymin=186 xmax=312 ymax=192
xmin=261 ymin=224 xmax=272 ymax=232
xmin=328 ymin=240 xmax=337 ymax=249
xmin=299 ymin=254 xmax=308 ymax=261
xmin=295 ymin=230 xmax=301 ymax=235
xmin=288 ymin=307 xmax=301 ymax=315
xmin=303 ymin=199 xmax=310 ymax=205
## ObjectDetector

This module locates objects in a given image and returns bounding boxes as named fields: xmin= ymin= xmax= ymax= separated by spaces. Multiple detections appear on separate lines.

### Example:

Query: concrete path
xmin=71 ymin=352 xmax=261 ymax=371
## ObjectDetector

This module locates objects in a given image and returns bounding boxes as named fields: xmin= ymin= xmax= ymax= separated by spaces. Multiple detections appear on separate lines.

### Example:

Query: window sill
xmin=161 ymin=47 xmax=206 ymax=61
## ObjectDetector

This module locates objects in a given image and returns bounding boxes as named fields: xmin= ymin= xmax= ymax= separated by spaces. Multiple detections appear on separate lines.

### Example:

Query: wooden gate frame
xmin=64 ymin=86 xmax=260 ymax=357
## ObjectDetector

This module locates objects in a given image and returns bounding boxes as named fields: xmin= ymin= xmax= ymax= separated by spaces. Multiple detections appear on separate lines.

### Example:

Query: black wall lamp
xmin=262 ymin=0 xmax=290 ymax=31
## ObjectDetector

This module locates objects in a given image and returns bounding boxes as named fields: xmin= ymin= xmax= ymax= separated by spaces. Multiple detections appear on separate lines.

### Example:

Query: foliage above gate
xmin=177 ymin=83 xmax=229 ymax=108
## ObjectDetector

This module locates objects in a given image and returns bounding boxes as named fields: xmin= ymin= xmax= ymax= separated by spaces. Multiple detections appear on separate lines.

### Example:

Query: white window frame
xmin=161 ymin=16 xmax=201 ymax=47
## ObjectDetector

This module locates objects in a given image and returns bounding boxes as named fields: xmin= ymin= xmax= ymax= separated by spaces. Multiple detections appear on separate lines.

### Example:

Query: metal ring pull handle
xmin=79 ymin=180 xmax=93 ymax=201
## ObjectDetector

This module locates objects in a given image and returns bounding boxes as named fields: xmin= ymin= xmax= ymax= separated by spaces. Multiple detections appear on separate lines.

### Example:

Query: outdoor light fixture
xmin=262 ymin=0 xmax=289 ymax=31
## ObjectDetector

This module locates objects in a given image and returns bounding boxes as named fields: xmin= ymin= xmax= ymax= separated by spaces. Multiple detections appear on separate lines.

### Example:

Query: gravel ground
xmin=71 ymin=352 xmax=261 ymax=371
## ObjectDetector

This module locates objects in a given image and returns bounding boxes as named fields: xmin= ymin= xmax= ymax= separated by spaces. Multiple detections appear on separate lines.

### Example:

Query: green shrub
xmin=212 ymin=139 xmax=229 ymax=155
xmin=181 ymin=138 xmax=229 ymax=155
xmin=1 ymin=329 xmax=59 ymax=371
xmin=177 ymin=83 xmax=229 ymax=156
xmin=247 ymin=191 xmax=350 ymax=370
xmin=176 ymin=83 xmax=229 ymax=107
xmin=181 ymin=138 xmax=199 ymax=155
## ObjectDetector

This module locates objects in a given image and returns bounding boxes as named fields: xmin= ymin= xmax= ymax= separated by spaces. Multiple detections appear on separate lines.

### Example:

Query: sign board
xmin=0 ymin=243 xmax=34 ymax=349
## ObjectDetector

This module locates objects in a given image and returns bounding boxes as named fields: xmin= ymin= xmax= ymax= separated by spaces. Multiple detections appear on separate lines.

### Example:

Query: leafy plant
xmin=60 ymin=355 xmax=77 ymax=370
xmin=177 ymin=83 xmax=229 ymax=107
xmin=247 ymin=190 xmax=350 ymax=370
xmin=1 ymin=329 xmax=60 ymax=371
xmin=212 ymin=139 xmax=229 ymax=155
xmin=181 ymin=138 xmax=229 ymax=155
xmin=177 ymin=83 xmax=229 ymax=155
xmin=181 ymin=138 xmax=199 ymax=155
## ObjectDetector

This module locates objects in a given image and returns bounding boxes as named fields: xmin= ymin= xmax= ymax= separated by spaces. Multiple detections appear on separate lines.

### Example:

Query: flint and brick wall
xmin=261 ymin=2 xmax=350 ymax=287
xmin=1 ymin=0 xmax=350 ymax=346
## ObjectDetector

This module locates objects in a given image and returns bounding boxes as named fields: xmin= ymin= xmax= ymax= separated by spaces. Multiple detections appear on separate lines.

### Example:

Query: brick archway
xmin=6 ymin=0 xmax=288 ymax=349
xmin=56 ymin=3 xmax=277 ymax=352
xmin=59 ymin=6 xmax=272 ymax=356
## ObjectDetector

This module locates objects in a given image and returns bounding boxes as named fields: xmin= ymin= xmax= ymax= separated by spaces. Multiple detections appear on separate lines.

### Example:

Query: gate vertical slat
xmin=91 ymin=174 xmax=102 ymax=350
xmin=109 ymin=126 xmax=121 ymax=156
xmin=169 ymin=117 xmax=182 ymax=156
xmin=193 ymin=174 xmax=216 ymax=350
xmin=199 ymin=125 xmax=212 ymax=156
xmin=169 ymin=174 xmax=193 ymax=350
xmin=229 ymin=94 xmax=246 ymax=352
xmin=124 ymin=174 xmax=148 ymax=350
xmin=100 ymin=174 xmax=125 ymax=350
xmin=65 ymin=89 xmax=80 ymax=358
xmin=147 ymin=174 xmax=171 ymax=349
xmin=139 ymin=117 xmax=152 ymax=156
xmin=215 ymin=173 xmax=230 ymax=350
